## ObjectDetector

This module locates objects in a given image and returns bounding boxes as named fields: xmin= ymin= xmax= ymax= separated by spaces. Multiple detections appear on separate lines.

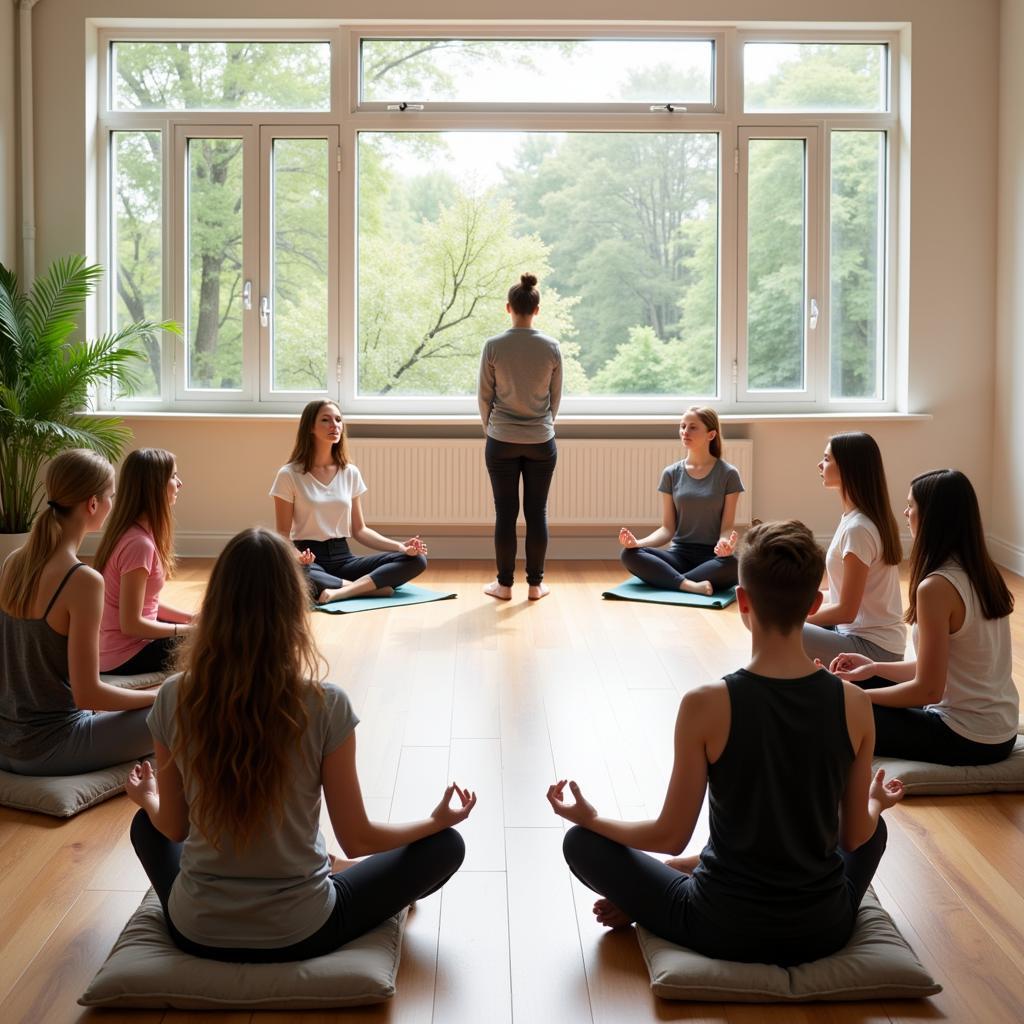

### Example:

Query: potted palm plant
xmin=0 ymin=255 xmax=177 ymax=560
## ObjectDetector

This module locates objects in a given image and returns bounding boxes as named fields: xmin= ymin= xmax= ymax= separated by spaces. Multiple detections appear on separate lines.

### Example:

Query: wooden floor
xmin=2 ymin=559 xmax=1023 ymax=1023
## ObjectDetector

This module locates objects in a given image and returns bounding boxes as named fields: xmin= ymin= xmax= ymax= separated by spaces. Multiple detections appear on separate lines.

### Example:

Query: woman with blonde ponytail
xmin=127 ymin=528 xmax=474 ymax=962
xmin=0 ymin=450 xmax=156 ymax=775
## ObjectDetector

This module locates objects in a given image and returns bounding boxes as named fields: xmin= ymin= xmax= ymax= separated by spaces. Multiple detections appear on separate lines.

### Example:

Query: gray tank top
xmin=0 ymin=563 xmax=91 ymax=761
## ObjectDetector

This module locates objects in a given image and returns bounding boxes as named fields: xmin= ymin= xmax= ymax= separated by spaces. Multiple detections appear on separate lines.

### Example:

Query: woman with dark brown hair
xmin=127 ymin=528 xmax=475 ymax=961
xmin=803 ymin=432 xmax=905 ymax=663
xmin=271 ymin=400 xmax=428 ymax=603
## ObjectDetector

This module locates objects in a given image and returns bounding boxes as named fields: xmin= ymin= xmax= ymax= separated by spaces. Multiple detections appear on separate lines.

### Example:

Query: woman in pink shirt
xmin=94 ymin=449 xmax=193 ymax=675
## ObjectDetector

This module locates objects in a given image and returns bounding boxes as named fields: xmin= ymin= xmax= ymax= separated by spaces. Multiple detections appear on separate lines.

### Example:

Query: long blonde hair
xmin=0 ymin=449 xmax=113 ymax=618
xmin=288 ymin=400 xmax=350 ymax=473
xmin=93 ymin=448 xmax=177 ymax=577
xmin=172 ymin=528 xmax=325 ymax=853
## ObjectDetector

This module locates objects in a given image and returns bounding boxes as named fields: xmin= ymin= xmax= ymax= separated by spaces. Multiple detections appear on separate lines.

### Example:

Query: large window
xmin=98 ymin=28 xmax=899 ymax=414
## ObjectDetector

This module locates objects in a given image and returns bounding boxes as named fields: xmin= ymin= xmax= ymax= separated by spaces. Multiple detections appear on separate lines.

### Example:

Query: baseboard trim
xmin=987 ymin=534 xmax=1024 ymax=576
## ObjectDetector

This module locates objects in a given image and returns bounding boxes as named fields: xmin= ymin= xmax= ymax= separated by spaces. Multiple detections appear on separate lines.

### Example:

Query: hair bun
xmin=520 ymin=273 xmax=538 ymax=289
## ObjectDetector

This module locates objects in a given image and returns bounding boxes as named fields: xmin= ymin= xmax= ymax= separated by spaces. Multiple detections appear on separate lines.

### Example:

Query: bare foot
xmin=680 ymin=578 xmax=714 ymax=597
xmin=329 ymin=854 xmax=359 ymax=873
xmin=484 ymin=581 xmax=512 ymax=601
xmin=528 ymin=583 xmax=550 ymax=601
xmin=665 ymin=854 xmax=700 ymax=875
xmin=593 ymin=898 xmax=634 ymax=929
xmin=318 ymin=584 xmax=395 ymax=603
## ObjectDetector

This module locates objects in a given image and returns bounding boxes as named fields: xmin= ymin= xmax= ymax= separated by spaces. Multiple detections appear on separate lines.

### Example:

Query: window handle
xmin=809 ymin=298 xmax=819 ymax=330
xmin=386 ymin=102 xmax=425 ymax=111
xmin=243 ymin=280 xmax=252 ymax=311
xmin=260 ymin=295 xmax=271 ymax=327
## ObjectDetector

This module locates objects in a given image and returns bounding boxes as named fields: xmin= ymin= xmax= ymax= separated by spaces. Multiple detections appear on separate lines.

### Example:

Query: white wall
xmin=26 ymin=0 xmax=1008 ymax=558
xmin=993 ymin=0 xmax=1024 ymax=574
xmin=0 ymin=0 xmax=17 ymax=270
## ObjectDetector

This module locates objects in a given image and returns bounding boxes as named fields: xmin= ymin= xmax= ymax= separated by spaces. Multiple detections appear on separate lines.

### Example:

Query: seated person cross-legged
xmin=548 ymin=521 xmax=904 ymax=967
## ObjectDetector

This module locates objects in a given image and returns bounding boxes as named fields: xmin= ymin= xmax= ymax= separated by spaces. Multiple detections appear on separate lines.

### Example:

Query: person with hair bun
xmin=0 ymin=449 xmax=156 ymax=776
xmin=618 ymin=407 xmax=744 ymax=596
xmin=94 ymin=448 xmax=193 ymax=674
xmin=478 ymin=273 xmax=563 ymax=601
xmin=803 ymin=433 xmax=905 ymax=664
xmin=831 ymin=470 xmax=1018 ymax=767
xmin=127 ymin=528 xmax=474 ymax=962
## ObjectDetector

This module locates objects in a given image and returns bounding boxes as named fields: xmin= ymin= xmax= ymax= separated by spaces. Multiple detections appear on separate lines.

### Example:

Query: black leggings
xmin=105 ymin=635 xmax=178 ymax=675
xmin=296 ymin=538 xmax=427 ymax=601
xmin=857 ymin=678 xmax=1017 ymax=766
xmin=620 ymin=542 xmax=738 ymax=592
xmin=562 ymin=819 xmax=887 ymax=967
xmin=130 ymin=811 xmax=465 ymax=962
xmin=484 ymin=436 xmax=557 ymax=587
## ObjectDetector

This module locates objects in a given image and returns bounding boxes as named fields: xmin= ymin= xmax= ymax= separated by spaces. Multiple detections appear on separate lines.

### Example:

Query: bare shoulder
xmin=67 ymin=564 xmax=103 ymax=597
xmin=679 ymin=680 xmax=729 ymax=718
xmin=917 ymin=572 xmax=957 ymax=605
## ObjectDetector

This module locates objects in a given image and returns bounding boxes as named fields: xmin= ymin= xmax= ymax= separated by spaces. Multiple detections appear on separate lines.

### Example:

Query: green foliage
xmin=0 ymin=257 xmax=179 ymax=532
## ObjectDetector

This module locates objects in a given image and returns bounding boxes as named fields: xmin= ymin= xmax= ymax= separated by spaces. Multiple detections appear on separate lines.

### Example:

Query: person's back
xmin=480 ymin=327 xmax=562 ymax=443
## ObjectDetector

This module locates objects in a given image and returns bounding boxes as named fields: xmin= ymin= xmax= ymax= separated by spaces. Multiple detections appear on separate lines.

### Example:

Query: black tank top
xmin=689 ymin=668 xmax=856 ymax=954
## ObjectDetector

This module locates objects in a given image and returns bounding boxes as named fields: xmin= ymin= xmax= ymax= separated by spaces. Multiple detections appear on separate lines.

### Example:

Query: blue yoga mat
xmin=602 ymin=577 xmax=738 ymax=609
xmin=314 ymin=584 xmax=457 ymax=615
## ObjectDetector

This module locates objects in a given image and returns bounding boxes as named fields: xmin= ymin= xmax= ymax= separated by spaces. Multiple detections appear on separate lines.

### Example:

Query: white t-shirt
xmin=269 ymin=462 xmax=367 ymax=541
xmin=913 ymin=563 xmax=1019 ymax=745
xmin=825 ymin=510 xmax=905 ymax=656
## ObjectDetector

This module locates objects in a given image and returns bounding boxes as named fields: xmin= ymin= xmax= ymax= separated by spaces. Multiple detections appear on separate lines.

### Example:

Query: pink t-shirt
xmin=99 ymin=524 xmax=165 ymax=671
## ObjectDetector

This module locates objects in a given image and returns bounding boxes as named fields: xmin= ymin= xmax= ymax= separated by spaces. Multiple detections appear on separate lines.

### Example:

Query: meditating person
xmin=548 ymin=520 xmax=903 ymax=966
xmin=271 ymin=400 xmax=428 ymax=603
xmin=803 ymin=432 xmax=905 ymax=663
xmin=478 ymin=273 xmax=562 ymax=601
xmin=831 ymin=469 xmax=1018 ymax=767
xmin=94 ymin=448 xmax=192 ymax=675
xmin=126 ymin=528 xmax=474 ymax=962
xmin=618 ymin=407 xmax=743 ymax=596
xmin=0 ymin=449 xmax=156 ymax=776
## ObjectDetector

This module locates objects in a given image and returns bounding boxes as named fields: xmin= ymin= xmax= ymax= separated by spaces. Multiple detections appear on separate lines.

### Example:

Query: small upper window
xmin=110 ymin=41 xmax=331 ymax=112
xmin=743 ymin=43 xmax=888 ymax=113
xmin=360 ymin=38 xmax=715 ymax=107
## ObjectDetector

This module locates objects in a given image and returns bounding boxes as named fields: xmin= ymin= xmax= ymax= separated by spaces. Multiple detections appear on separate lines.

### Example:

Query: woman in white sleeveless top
xmin=831 ymin=470 xmax=1018 ymax=766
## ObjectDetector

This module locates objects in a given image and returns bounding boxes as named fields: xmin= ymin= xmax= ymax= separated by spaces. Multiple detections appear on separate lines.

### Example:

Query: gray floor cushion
xmin=636 ymin=887 xmax=940 ymax=1002
xmin=874 ymin=734 xmax=1024 ymax=795
xmin=100 ymin=670 xmax=167 ymax=690
xmin=0 ymin=761 xmax=135 ymax=817
xmin=80 ymin=889 xmax=408 ymax=1009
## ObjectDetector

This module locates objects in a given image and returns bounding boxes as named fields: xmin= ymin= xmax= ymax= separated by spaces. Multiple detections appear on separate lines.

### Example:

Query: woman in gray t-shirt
xmin=618 ymin=407 xmax=744 ymax=595
xmin=126 ymin=528 xmax=476 ymax=962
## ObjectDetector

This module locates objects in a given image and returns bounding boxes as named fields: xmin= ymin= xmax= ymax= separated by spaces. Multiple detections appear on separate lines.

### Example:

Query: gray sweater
xmin=478 ymin=328 xmax=562 ymax=443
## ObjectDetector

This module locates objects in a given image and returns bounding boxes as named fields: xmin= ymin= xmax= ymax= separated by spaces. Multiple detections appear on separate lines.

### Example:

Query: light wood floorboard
xmin=1 ymin=560 xmax=1022 ymax=1022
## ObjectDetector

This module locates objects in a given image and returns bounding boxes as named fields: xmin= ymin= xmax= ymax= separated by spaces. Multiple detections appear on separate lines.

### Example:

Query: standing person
xmin=272 ymin=400 xmax=428 ymax=604
xmin=547 ymin=521 xmax=903 ymax=966
xmin=127 ymin=528 xmax=475 ymax=962
xmin=478 ymin=273 xmax=562 ymax=601
xmin=831 ymin=470 xmax=1018 ymax=767
xmin=803 ymin=433 xmax=905 ymax=663
xmin=0 ymin=449 xmax=156 ymax=776
xmin=618 ymin=407 xmax=743 ymax=596
xmin=94 ymin=448 xmax=192 ymax=675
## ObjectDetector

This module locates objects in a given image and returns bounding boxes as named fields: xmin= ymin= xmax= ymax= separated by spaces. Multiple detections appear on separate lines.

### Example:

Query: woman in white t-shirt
xmin=803 ymin=432 xmax=906 ymax=663
xmin=271 ymin=401 xmax=428 ymax=603
xmin=832 ymin=470 xmax=1018 ymax=766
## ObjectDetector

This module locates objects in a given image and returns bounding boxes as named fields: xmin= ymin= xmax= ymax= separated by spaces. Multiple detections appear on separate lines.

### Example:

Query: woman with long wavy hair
xmin=0 ymin=449 xmax=155 ymax=775
xmin=831 ymin=470 xmax=1018 ymax=767
xmin=126 ymin=528 xmax=475 ymax=961
xmin=94 ymin=448 xmax=193 ymax=674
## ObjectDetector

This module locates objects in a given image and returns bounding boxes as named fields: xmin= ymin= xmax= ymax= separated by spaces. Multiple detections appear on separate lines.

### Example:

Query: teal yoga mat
xmin=314 ymin=584 xmax=457 ymax=615
xmin=602 ymin=577 xmax=738 ymax=609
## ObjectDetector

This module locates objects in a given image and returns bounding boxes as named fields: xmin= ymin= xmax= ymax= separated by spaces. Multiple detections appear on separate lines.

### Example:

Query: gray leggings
xmin=801 ymin=624 xmax=903 ymax=665
xmin=0 ymin=709 xmax=153 ymax=776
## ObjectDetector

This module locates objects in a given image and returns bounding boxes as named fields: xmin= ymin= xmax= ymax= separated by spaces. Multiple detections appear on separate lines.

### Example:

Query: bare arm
xmin=546 ymin=686 xmax=717 ymax=855
xmin=125 ymin=741 xmax=190 ymax=842
xmin=349 ymin=494 xmax=425 ymax=556
xmin=621 ymin=491 xmax=677 ymax=550
xmin=806 ymin=552 xmax=870 ymax=627
xmin=118 ymin=568 xmax=188 ymax=639
xmin=274 ymin=496 xmax=294 ymax=539
xmin=323 ymin=731 xmax=475 ymax=858
xmin=67 ymin=570 xmax=156 ymax=711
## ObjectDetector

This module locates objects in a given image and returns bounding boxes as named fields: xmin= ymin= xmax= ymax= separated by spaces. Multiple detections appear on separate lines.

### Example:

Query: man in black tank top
xmin=547 ymin=521 xmax=903 ymax=966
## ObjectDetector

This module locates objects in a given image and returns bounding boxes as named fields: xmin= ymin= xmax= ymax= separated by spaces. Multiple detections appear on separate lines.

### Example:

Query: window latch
xmin=386 ymin=102 xmax=425 ymax=111
xmin=809 ymin=298 xmax=819 ymax=330
xmin=649 ymin=104 xmax=688 ymax=113
xmin=243 ymin=280 xmax=252 ymax=311
xmin=260 ymin=295 xmax=271 ymax=327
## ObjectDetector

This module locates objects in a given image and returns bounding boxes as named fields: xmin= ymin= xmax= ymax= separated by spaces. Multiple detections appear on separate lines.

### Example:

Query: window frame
xmin=95 ymin=23 xmax=902 ymax=416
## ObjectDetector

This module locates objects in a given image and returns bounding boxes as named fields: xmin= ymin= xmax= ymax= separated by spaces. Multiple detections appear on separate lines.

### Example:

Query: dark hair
xmin=289 ymin=400 xmax=349 ymax=473
xmin=905 ymin=469 xmax=1013 ymax=623
xmin=686 ymin=406 xmax=723 ymax=459
xmin=508 ymin=273 xmax=540 ymax=316
xmin=828 ymin=433 xmax=902 ymax=566
xmin=739 ymin=520 xmax=826 ymax=634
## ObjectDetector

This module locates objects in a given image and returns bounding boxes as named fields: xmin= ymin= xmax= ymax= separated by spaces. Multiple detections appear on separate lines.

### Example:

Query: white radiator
xmin=349 ymin=439 xmax=753 ymax=528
